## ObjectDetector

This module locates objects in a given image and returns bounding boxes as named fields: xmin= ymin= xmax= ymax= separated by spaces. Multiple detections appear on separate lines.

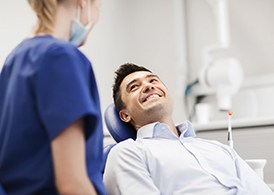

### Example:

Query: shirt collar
xmin=137 ymin=120 xmax=196 ymax=139
xmin=177 ymin=121 xmax=196 ymax=138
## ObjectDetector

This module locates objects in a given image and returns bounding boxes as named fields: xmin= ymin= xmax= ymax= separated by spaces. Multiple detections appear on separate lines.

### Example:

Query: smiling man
xmin=118 ymin=69 xmax=175 ymax=133
xmin=103 ymin=63 xmax=273 ymax=195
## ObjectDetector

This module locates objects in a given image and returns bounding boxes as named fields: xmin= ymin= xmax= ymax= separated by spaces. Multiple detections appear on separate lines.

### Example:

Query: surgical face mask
xmin=69 ymin=2 xmax=93 ymax=47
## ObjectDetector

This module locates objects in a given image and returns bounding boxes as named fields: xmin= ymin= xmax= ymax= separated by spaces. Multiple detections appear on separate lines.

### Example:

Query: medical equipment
xmin=198 ymin=58 xmax=244 ymax=111
xmin=227 ymin=111 xmax=233 ymax=148
xmin=197 ymin=0 xmax=244 ymax=111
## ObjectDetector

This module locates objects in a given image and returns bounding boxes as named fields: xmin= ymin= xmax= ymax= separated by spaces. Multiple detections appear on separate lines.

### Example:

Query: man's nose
xmin=142 ymin=82 xmax=154 ymax=93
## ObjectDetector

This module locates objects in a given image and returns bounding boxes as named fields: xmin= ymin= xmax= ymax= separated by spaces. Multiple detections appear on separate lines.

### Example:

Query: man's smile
xmin=142 ymin=93 xmax=162 ymax=103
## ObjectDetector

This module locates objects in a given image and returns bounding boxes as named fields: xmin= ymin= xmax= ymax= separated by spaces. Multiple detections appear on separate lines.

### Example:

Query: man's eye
xmin=150 ymin=78 xmax=158 ymax=83
xmin=130 ymin=85 xmax=138 ymax=91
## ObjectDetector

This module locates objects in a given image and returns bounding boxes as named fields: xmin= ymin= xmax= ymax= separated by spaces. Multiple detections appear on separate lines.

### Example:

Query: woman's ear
xmin=119 ymin=109 xmax=131 ymax=123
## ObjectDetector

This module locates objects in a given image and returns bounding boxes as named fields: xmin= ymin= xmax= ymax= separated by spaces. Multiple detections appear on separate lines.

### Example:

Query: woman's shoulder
xmin=21 ymin=35 xmax=80 ymax=57
xmin=41 ymin=36 xmax=78 ymax=55
xmin=33 ymin=36 xmax=90 ymax=64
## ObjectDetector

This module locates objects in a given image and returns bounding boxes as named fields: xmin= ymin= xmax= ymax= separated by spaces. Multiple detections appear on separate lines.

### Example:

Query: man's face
xmin=119 ymin=71 xmax=173 ymax=128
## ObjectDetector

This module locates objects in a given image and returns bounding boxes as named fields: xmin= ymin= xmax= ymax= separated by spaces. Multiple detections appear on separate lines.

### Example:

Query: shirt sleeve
xmin=34 ymin=45 xmax=95 ymax=140
xmin=234 ymin=151 xmax=274 ymax=194
xmin=103 ymin=139 xmax=161 ymax=195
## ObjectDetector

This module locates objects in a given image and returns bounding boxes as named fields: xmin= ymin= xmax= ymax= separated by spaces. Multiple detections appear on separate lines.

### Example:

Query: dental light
xmin=198 ymin=57 xmax=244 ymax=111
xmin=197 ymin=0 xmax=244 ymax=111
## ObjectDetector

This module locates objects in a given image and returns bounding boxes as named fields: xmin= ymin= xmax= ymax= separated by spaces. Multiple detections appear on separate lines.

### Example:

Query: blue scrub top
xmin=0 ymin=35 xmax=106 ymax=195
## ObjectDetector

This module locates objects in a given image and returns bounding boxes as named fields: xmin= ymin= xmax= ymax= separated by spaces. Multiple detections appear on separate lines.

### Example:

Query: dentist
xmin=0 ymin=0 xmax=106 ymax=194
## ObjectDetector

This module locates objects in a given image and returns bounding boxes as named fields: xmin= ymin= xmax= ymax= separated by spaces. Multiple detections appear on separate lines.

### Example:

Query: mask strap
xmin=87 ymin=0 xmax=91 ymax=21
xmin=75 ymin=0 xmax=94 ymax=31
xmin=76 ymin=5 xmax=81 ymax=21
xmin=75 ymin=1 xmax=89 ymax=23
xmin=85 ymin=0 xmax=95 ymax=30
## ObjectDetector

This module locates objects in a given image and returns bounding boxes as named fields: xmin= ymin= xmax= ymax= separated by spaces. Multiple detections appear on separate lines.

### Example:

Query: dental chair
xmin=102 ymin=103 xmax=136 ymax=173
xmin=104 ymin=103 xmax=136 ymax=142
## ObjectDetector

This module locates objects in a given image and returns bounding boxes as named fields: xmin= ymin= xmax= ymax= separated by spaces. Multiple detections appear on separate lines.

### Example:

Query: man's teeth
xmin=146 ymin=94 xmax=159 ymax=101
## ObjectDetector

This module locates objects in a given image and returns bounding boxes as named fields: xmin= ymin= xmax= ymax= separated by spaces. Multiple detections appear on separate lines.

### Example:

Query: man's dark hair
xmin=113 ymin=63 xmax=152 ymax=112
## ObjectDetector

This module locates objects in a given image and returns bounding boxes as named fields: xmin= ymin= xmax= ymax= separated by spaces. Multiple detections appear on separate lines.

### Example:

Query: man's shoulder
xmin=109 ymin=138 xmax=143 ymax=157
xmin=112 ymin=138 xmax=137 ymax=151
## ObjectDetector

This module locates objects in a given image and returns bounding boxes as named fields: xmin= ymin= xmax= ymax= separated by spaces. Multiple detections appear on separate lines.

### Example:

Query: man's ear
xmin=119 ymin=109 xmax=131 ymax=123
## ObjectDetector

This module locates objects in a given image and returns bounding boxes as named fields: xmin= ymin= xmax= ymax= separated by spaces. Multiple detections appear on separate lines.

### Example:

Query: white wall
xmin=0 ymin=1 xmax=35 ymax=67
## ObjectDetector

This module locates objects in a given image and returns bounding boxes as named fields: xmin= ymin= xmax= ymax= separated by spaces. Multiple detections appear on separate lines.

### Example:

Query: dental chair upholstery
xmin=104 ymin=103 xmax=136 ymax=142
xmin=102 ymin=103 xmax=136 ymax=173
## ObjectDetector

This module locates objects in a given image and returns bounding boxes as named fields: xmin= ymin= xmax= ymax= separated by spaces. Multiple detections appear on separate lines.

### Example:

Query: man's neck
xmin=163 ymin=120 xmax=178 ymax=137
xmin=135 ymin=119 xmax=178 ymax=137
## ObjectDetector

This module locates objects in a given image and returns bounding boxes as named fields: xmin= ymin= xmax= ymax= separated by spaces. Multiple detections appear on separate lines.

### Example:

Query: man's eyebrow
xmin=146 ymin=74 xmax=159 ymax=79
xmin=125 ymin=74 xmax=160 ymax=91
xmin=126 ymin=79 xmax=138 ymax=91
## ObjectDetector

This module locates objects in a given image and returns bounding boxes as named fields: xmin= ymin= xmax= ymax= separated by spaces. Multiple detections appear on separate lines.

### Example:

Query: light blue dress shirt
xmin=103 ymin=121 xmax=273 ymax=195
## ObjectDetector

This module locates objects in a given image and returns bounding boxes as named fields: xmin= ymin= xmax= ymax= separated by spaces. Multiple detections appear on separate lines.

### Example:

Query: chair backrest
xmin=102 ymin=103 xmax=136 ymax=174
xmin=104 ymin=103 xmax=136 ymax=143
xmin=102 ymin=143 xmax=116 ymax=174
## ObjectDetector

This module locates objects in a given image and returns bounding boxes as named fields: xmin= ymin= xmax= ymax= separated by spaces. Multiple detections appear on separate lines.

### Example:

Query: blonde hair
xmin=28 ymin=0 xmax=58 ymax=34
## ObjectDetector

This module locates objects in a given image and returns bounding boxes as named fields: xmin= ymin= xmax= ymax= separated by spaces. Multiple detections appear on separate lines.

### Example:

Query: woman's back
xmin=0 ymin=35 xmax=105 ymax=194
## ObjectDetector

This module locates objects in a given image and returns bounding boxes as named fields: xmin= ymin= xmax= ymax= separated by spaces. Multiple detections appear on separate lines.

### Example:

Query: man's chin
xmin=144 ymin=103 xmax=166 ymax=115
